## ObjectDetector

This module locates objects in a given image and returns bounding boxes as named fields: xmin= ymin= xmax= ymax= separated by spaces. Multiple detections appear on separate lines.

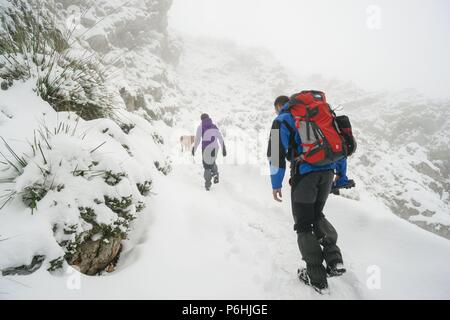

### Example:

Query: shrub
xmin=22 ymin=183 xmax=48 ymax=213
xmin=104 ymin=195 xmax=133 ymax=218
xmin=154 ymin=161 xmax=172 ymax=176
xmin=152 ymin=133 xmax=165 ymax=145
xmin=137 ymin=180 xmax=153 ymax=196
xmin=79 ymin=207 xmax=96 ymax=225
xmin=119 ymin=123 xmax=136 ymax=135
xmin=103 ymin=171 xmax=127 ymax=186
xmin=0 ymin=0 xmax=115 ymax=120
xmin=63 ymin=224 xmax=78 ymax=235
xmin=47 ymin=257 xmax=64 ymax=272
xmin=136 ymin=201 xmax=146 ymax=213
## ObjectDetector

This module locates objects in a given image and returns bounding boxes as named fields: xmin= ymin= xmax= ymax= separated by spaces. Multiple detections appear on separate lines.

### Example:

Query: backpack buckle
xmin=291 ymin=156 xmax=304 ymax=176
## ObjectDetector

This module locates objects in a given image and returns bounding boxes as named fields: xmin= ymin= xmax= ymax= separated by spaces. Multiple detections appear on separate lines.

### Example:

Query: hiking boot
xmin=331 ymin=180 xmax=355 ymax=195
xmin=214 ymin=175 xmax=219 ymax=184
xmin=326 ymin=263 xmax=347 ymax=277
xmin=344 ymin=180 xmax=356 ymax=189
xmin=331 ymin=189 xmax=341 ymax=196
xmin=297 ymin=268 xmax=329 ymax=295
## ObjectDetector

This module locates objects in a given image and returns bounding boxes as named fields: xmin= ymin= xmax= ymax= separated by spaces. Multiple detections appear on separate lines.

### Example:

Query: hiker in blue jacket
xmin=267 ymin=95 xmax=348 ymax=293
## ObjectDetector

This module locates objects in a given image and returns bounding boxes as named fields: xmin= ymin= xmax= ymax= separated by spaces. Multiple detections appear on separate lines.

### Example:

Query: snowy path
xmin=3 ymin=156 xmax=450 ymax=299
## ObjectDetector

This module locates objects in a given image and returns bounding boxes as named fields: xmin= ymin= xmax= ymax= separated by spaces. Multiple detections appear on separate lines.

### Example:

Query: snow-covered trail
xmin=3 ymin=155 xmax=450 ymax=300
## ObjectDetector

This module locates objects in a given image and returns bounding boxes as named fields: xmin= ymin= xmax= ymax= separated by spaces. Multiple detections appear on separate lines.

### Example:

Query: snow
xmin=2 ymin=161 xmax=450 ymax=299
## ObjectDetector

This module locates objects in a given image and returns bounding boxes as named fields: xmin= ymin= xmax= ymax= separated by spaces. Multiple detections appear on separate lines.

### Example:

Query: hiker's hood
xmin=202 ymin=117 xmax=214 ymax=126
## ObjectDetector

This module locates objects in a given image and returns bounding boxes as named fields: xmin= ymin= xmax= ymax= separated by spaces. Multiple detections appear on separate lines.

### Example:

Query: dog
xmin=180 ymin=135 xmax=195 ymax=153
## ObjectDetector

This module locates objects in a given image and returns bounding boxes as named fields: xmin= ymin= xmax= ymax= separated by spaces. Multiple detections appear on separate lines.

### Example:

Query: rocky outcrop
xmin=68 ymin=238 xmax=122 ymax=276
xmin=120 ymin=88 xmax=147 ymax=112
xmin=56 ymin=0 xmax=182 ymax=114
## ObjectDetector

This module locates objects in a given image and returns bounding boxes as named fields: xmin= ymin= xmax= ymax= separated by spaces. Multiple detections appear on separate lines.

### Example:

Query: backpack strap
xmin=281 ymin=120 xmax=296 ymax=149
xmin=281 ymin=120 xmax=302 ymax=170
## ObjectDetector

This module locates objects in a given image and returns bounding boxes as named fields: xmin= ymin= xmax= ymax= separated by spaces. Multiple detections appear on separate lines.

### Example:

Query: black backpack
xmin=335 ymin=115 xmax=357 ymax=157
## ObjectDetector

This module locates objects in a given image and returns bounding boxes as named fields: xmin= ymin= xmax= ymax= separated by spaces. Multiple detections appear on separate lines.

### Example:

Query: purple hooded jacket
xmin=193 ymin=117 xmax=225 ymax=152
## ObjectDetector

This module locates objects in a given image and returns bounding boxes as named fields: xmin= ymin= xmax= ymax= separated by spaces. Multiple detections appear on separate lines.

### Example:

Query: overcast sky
xmin=169 ymin=0 xmax=450 ymax=97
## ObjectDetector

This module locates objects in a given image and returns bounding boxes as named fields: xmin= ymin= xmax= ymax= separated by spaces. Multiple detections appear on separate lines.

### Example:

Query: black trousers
xmin=291 ymin=170 xmax=343 ymax=285
xmin=202 ymin=148 xmax=219 ymax=188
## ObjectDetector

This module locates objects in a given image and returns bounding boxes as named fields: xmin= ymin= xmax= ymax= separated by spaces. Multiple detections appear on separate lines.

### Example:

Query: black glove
xmin=222 ymin=144 xmax=227 ymax=157
xmin=192 ymin=147 xmax=195 ymax=157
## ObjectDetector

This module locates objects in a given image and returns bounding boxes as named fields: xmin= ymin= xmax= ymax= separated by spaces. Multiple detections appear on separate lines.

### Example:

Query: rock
xmin=120 ymin=88 xmax=147 ymax=111
xmin=68 ymin=237 xmax=122 ymax=276
xmin=2 ymin=255 xmax=45 ymax=276
xmin=120 ymin=88 xmax=136 ymax=111
xmin=413 ymin=221 xmax=450 ymax=240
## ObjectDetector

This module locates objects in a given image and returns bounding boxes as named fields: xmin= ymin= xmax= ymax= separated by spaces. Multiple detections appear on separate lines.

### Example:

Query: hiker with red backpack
xmin=192 ymin=114 xmax=227 ymax=191
xmin=268 ymin=92 xmax=357 ymax=294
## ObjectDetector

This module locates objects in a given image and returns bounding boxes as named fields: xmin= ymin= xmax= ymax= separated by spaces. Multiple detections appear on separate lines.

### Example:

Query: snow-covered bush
xmin=0 ymin=0 xmax=114 ymax=120
xmin=0 ymin=114 xmax=154 ymax=275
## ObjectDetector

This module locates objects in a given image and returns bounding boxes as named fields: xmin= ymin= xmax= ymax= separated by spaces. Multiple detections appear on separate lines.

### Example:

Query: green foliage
xmin=152 ymin=133 xmax=164 ymax=145
xmin=47 ymin=257 xmax=64 ymax=272
xmin=103 ymin=171 xmax=127 ymax=186
xmin=0 ymin=0 xmax=115 ymax=120
xmin=78 ymin=207 xmax=127 ymax=239
xmin=63 ymin=224 xmax=78 ymax=235
xmin=79 ymin=207 xmax=96 ymax=225
xmin=90 ymin=222 xmax=125 ymax=240
xmin=64 ymin=233 xmax=85 ymax=263
xmin=1 ymin=79 xmax=13 ymax=90
xmin=119 ymin=123 xmax=136 ymax=135
xmin=137 ymin=180 xmax=153 ymax=197
xmin=154 ymin=161 xmax=172 ymax=176
xmin=22 ymin=183 xmax=48 ymax=213
xmin=136 ymin=201 xmax=146 ymax=213
xmin=104 ymin=195 xmax=133 ymax=218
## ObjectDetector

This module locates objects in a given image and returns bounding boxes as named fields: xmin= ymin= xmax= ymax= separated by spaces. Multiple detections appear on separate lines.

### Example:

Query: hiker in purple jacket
xmin=192 ymin=114 xmax=227 ymax=191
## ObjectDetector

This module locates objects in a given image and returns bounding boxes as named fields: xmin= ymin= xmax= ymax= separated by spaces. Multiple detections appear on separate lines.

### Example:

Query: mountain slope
xmin=173 ymin=37 xmax=450 ymax=240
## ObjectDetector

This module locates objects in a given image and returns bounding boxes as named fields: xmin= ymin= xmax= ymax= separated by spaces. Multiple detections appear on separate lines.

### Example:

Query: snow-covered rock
xmin=54 ymin=0 xmax=182 ymax=115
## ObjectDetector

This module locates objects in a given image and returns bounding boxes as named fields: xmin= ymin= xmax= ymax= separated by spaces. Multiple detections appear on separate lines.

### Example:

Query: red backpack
xmin=288 ymin=90 xmax=354 ymax=166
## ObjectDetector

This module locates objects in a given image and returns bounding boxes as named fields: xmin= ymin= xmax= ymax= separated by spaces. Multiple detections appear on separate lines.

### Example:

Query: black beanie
xmin=201 ymin=113 xmax=210 ymax=121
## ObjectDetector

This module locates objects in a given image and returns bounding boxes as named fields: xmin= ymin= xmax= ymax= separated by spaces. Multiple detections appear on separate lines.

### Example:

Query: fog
xmin=169 ymin=0 xmax=450 ymax=97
